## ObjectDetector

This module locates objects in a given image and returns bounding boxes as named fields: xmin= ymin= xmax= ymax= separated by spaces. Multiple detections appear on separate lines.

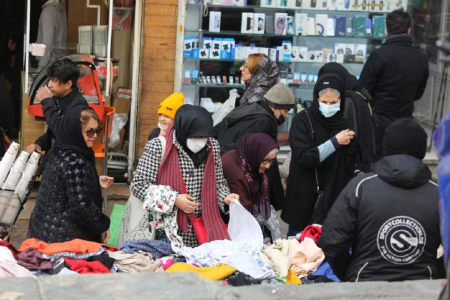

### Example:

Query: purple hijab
xmin=235 ymin=133 xmax=279 ymax=220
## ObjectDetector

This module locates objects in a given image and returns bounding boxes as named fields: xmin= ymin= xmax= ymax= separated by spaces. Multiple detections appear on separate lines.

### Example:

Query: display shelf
xmin=184 ymin=57 xmax=365 ymax=65
xmin=184 ymin=29 xmax=381 ymax=39
xmin=187 ymin=3 xmax=389 ymax=14
xmin=182 ymin=83 xmax=317 ymax=89
xmin=182 ymin=83 xmax=245 ymax=88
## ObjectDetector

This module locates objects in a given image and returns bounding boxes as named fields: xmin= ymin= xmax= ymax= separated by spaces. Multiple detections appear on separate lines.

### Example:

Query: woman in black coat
xmin=281 ymin=74 xmax=358 ymax=237
xmin=28 ymin=107 xmax=111 ymax=243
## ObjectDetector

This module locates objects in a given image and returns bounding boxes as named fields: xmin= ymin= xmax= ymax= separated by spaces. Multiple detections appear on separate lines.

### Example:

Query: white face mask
xmin=157 ymin=122 xmax=163 ymax=130
xmin=319 ymin=102 xmax=341 ymax=118
xmin=186 ymin=138 xmax=208 ymax=153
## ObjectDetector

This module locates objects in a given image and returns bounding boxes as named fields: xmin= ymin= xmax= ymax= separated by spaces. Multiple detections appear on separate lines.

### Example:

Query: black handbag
xmin=304 ymin=110 xmax=324 ymax=225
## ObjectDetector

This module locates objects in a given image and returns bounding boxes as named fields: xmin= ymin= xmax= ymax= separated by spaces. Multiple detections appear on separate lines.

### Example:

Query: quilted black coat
xmin=28 ymin=149 xmax=110 ymax=243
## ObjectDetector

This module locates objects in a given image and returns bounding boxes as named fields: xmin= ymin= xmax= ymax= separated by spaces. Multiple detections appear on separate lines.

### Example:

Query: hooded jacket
xmin=239 ymin=55 xmax=279 ymax=106
xmin=319 ymin=154 xmax=441 ymax=282
xmin=37 ymin=1 xmax=67 ymax=69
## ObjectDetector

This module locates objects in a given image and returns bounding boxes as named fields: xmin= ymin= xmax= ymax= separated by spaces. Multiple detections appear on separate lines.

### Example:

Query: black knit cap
xmin=315 ymin=75 xmax=345 ymax=101
xmin=383 ymin=119 xmax=428 ymax=160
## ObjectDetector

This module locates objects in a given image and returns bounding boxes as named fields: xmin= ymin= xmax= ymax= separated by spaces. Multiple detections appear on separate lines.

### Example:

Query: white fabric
xmin=0 ymin=246 xmax=17 ymax=263
xmin=181 ymin=201 xmax=275 ymax=279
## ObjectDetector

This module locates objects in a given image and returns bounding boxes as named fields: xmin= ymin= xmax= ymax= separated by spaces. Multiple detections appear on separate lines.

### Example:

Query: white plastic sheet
xmin=108 ymin=113 xmax=128 ymax=148
xmin=2 ymin=151 xmax=29 ymax=190
xmin=0 ymin=142 xmax=20 ymax=186
xmin=212 ymin=89 xmax=238 ymax=126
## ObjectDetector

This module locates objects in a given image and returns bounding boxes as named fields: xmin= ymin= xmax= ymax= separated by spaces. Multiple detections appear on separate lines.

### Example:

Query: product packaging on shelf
xmin=345 ymin=43 xmax=355 ymax=55
xmin=298 ymin=47 xmax=308 ymax=62
xmin=199 ymin=48 xmax=210 ymax=59
xmin=192 ymin=70 xmax=199 ymax=84
xmin=221 ymin=38 xmax=233 ymax=59
xmin=261 ymin=0 xmax=277 ymax=7
xmin=265 ymin=15 xmax=275 ymax=34
xmin=282 ymin=40 xmax=292 ymax=62
xmin=274 ymin=13 xmax=288 ymax=35
xmin=241 ymin=13 xmax=254 ymax=33
xmin=334 ymin=43 xmax=346 ymax=55
xmin=372 ymin=15 xmax=386 ymax=39
xmin=253 ymin=13 xmax=266 ymax=34
xmin=295 ymin=13 xmax=308 ymax=36
xmin=269 ymin=48 xmax=278 ymax=61
xmin=211 ymin=38 xmax=222 ymax=59
xmin=183 ymin=36 xmax=193 ymax=58
xmin=365 ymin=18 xmax=373 ymax=37
xmin=184 ymin=70 xmax=191 ymax=84
xmin=355 ymin=44 xmax=367 ymax=62
xmin=209 ymin=11 xmax=221 ymax=32
xmin=286 ymin=16 xmax=295 ymax=35
xmin=192 ymin=36 xmax=199 ymax=58
xmin=346 ymin=17 xmax=354 ymax=37
xmin=291 ymin=46 xmax=300 ymax=62
xmin=277 ymin=0 xmax=289 ymax=8
xmin=353 ymin=15 xmax=366 ymax=37
xmin=290 ymin=0 xmax=303 ymax=8
xmin=306 ymin=17 xmax=316 ymax=35
xmin=315 ymin=14 xmax=328 ymax=36
xmin=335 ymin=15 xmax=346 ymax=37
xmin=327 ymin=0 xmax=338 ymax=10
xmin=326 ymin=18 xmax=335 ymax=36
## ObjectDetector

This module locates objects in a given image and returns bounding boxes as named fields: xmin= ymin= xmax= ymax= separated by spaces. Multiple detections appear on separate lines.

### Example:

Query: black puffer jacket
xmin=319 ymin=154 xmax=441 ymax=282
xmin=28 ymin=149 xmax=110 ymax=243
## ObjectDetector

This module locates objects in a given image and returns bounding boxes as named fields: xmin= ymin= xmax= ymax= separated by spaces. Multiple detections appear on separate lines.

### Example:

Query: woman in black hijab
xmin=281 ymin=74 xmax=359 ymax=237
xmin=130 ymin=105 xmax=238 ymax=249
xmin=28 ymin=107 xmax=111 ymax=243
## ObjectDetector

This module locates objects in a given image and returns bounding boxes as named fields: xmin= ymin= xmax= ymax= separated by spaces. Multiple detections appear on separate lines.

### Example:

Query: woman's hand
xmin=103 ymin=229 xmax=110 ymax=244
xmin=99 ymin=176 xmax=114 ymax=189
xmin=224 ymin=193 xmax=240 ymax=205
xmin=175 ymin=194 xmax=200 ymax=214
xmin=336 ymin=129 xmax=355 ymax=146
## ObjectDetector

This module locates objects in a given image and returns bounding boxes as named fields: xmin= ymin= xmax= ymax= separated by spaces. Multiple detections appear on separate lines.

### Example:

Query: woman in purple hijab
xmin=221 ymin=133 xmax=282 ymax=242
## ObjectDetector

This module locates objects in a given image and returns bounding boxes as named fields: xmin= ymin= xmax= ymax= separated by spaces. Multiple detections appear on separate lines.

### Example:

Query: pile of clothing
xmin=0 ymin=204 xmax=339 ymax=286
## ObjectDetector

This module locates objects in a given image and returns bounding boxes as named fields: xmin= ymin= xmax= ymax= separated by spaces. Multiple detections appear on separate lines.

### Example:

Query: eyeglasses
xmin=83 ymin=127 xmax=103 ymax=138
xmin=241 ymin=62 xmax=248 ymax=70
xmin=261 ymin=159 xmax=275 ymax=166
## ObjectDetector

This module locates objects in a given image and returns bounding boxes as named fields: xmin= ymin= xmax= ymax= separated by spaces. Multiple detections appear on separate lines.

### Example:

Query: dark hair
xmin=47 ymin=58 xmax=80 ymax=87
xmin=386 ymin=9 xmax=411 ymax=35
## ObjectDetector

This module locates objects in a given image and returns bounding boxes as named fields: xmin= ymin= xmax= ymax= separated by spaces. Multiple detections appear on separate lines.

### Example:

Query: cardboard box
xmin=253 ymin=13 xmax=265 ymax=34
xmin=241 ymin=13 xmax=254 ymax=33
xmin=113 ymin=95 xmax=131 ymax=115
xmin=209 ymin=12 xmax=221 ymax=32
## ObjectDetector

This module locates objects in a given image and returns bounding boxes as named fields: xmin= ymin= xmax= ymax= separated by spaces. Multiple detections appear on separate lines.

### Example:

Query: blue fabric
xmin=433 ymin=112 xmax=450 ymax=265
xmin=287 ymin=225 xmax=302 ymax=238
xmin=318 ymin=138 xmax=338 ymax=162
xmin=120 ymin=239 xmax=175 ymax=258
xmin=311 ymin=262 xmax=340 ymax=282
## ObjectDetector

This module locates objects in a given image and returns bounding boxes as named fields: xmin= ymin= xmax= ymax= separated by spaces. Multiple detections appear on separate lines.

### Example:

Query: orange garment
xmin=18 ymin=238 xmax=117 ymax=256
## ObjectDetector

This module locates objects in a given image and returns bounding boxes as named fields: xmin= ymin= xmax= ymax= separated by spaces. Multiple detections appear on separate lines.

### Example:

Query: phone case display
xmin=182 ymin=3 xmax=386 ymax=107
xmin=209 ymin=12 xmax=221 ymax=32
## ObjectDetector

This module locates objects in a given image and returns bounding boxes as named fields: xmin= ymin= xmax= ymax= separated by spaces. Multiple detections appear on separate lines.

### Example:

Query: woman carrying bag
xmin=281 ymin=74 xmax=359 ymax=237
xmin=126 ymin=105 xmax=238 ymax=249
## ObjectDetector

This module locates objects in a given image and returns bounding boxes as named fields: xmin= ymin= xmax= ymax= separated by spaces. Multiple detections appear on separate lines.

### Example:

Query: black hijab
xmin=318 ymin=62 xmax=362 ymax=91
xmin=310 ymin=74 xmax=346 ymax=137
xmin=175 ymin=105 xmax=214 ymax=167
xmin=52 ymin=106 xmax=96 ymax=167
xmin=307 ymin=74 xmax=357 ymax=225
xmin=235 ymin=133 xmax=278 ymax=219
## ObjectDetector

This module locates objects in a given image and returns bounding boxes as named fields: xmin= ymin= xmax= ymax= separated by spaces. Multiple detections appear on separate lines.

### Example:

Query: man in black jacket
xmin=360 ymin=9 xmax=429 ymax=161
xmin=319 ymin=119 xmax=442 ymax=282
xmin=26 ymin=58 xmax=88 ymax=154
xmin=214 ymin=83 xmax=295 ymax=210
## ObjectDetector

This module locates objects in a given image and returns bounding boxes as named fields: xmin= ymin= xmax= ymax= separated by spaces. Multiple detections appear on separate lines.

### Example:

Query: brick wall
xmin=138 ymin=0 xmax=178 ymax=157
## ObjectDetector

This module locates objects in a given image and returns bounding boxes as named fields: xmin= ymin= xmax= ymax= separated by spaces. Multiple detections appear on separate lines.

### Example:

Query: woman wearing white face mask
xmin=131 ymin=105 xmax=239 ymax=249
xmin=282 ymin=74 xmax=359 ymax=238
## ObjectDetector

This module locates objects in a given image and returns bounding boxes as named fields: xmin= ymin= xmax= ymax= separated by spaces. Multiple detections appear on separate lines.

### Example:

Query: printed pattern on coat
xmin=131 ymin=132 xmax=229 ymax=248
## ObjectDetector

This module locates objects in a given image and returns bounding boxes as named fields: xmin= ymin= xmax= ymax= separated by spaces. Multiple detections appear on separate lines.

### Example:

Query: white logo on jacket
xmin=377 ymin=216 xmax=426 ymax=265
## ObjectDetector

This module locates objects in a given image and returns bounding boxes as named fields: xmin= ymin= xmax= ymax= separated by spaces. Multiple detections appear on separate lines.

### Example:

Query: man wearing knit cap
xmin=214 ymin=83 xmax=295 ymax=210
xmin=319 ymin=119 xmax=444 ymax=282
xmin=148 ymin=93 xmax=184 ymax=140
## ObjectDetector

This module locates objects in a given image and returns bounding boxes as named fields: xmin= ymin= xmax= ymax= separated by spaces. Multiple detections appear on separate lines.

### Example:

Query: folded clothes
xmin=17 ymin=247 xmax=54 ymax=270
xmin=64 ymin=258 xmax=112 ymax=274
xmin=120 ymin=239 xmax=174 ymax=259
xmin=165 ymin=263 xmax=237 ymax=281
xmin=108 ymin=251 xmax=161 ymax=273
xmin=87 ymin=253 xmax=115 ymax=270
xmin=19 ymin=238 xmax=116 ymax=256
xmin=0 ymin=261 xmax=36 ymax=278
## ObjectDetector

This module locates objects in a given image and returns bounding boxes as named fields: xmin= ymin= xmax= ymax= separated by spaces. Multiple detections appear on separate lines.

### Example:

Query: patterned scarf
xmin=157 ymin=127 xmax=229 ymax=242
xmin=239 ymin=54 xmax=279 ymax=105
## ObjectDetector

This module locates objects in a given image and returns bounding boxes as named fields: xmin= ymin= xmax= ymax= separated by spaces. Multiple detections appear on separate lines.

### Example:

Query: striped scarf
xmin=157 ymin=128 xmax=230 ymax=243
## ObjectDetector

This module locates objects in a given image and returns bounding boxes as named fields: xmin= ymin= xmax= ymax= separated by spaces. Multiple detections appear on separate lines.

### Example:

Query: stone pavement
xmin=0 ymin=273 xmax=445 ymax=300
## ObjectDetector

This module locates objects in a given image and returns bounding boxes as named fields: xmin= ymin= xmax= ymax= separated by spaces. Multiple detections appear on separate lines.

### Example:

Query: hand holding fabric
xmin=224 ymin=193 xmax=240 ymax=205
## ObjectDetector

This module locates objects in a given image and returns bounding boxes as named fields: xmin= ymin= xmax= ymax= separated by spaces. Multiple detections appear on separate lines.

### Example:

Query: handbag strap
xmin=304 ymin=110 xmax=321 ymax=192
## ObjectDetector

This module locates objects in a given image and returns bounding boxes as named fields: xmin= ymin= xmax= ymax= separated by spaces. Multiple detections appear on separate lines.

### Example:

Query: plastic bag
xmin=108 ymin=113 xmax=128 ymax=148
xmin=212 ymin=89 xmax=239 ymax=126
xmin=228 ymin=200 xmax=263 ymax=253
xmin=255 ymin=205 xmax=283 ymax=243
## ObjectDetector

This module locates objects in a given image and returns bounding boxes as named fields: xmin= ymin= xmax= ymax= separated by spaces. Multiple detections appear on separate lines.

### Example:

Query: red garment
xmin=157 ymin=125 xmax=229 ymax=242
xmin=18 ymin=238 xmax=117 ymax=256
xmin=0 ymin=241 xmax=19 ymax=260
xmin=64 ymin=258 xmax=112 ymax=274
xmin=299 ymin=225 xmax=322 ymax=243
